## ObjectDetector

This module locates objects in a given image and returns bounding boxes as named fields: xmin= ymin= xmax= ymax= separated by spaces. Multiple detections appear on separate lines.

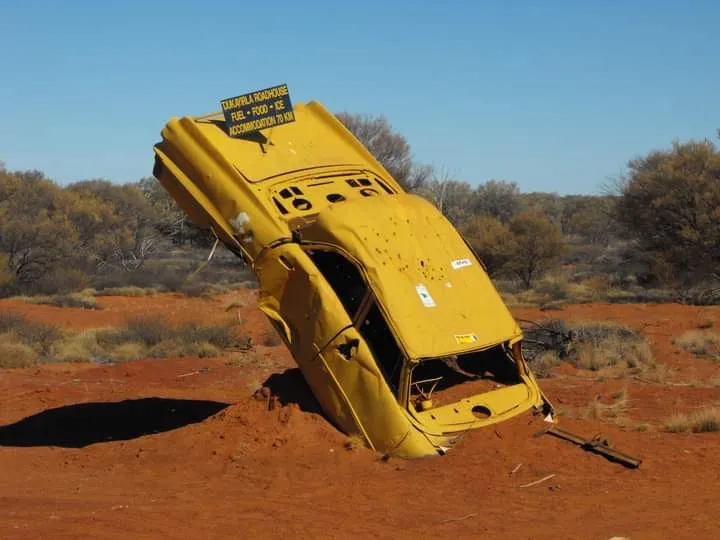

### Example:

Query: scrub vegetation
xmin=0 ymin=312 xmax=245 ymax=368
xmin=673 ymin=330 xmax=720 ymax=361
xmin=3 ymin=122 xmax=720 ymax=303
xmin=523 ymin=319 xmax=658 ymax=378
xmin=664 ymin=408 xmax=720 ymax=433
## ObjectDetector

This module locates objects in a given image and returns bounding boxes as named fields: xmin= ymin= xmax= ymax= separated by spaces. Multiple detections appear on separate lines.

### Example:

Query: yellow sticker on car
xmin=454 ymin=333 xmax=478 ymax=344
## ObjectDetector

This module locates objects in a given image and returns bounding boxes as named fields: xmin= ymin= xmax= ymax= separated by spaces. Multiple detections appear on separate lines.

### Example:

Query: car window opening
xmin=409 ymin=345 xmax=522 ymax=411
xmin=308 ymin=248 xmax=404 ymax=397
xmin=307 ymin=249 xmax=367 ymax=318
xmin=358 ymin=302 xmax=403 ymax=395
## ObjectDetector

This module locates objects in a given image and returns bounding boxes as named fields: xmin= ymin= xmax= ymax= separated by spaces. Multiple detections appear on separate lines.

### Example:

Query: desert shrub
xmin=0 ymin=342 xmax=39 ymax=368
xmin=95 ymin=286 xmax=154 ymax=297
xmin=97 ymin=316 xmax=238 ymax=361
xmin=532 ymin=280 xmax=569 ymax=302
xmin=0 ymin=312 xmax=242 ymax=367
xmin=579 ymin=276 xmax=611 ymax=299
xmin=0 ymin=312 xmax=64 ymax=357
xmin=54 ymin=333 xmax=97 ymax=362
xmin=126 ymin=317 xmax=173 ymax=347
xmin=91 ymin=267 xmax=186 ymax=293
xmin=178 ymin=281 xmax=234 ymax=298
xmin=554 ymin=387 xmax=630 ymax=423
xmin=567 ymin=321 xmax=654 ymax=371
xmin=0 ymin=253 xmax=14 ymax=290
xmin=191 ymin=342 xmax=222 ymax=358
xmin=91 ymin=256 xmax=255 ymax=295
xmin=182 ymin=321 xmax=235 ymax=348
xmin=583 ymin=388 xmax=628 ymax=421
xmin=147 ymin=338 xmax=188 ymax=358
xmin=92 ymin=327 xmax=129 ymax=350
xmin=664 ymin=408 xmax=720 ymax=433
xmin=31 ymin=268 xmax=91 ymax=295
xmin=673 ymin=330 xmax=720 ymax=360
xmin=39 ymin=293 xmax=98 ymax=309
xmin=111 ymin=342 xmax=148 ymax=362
xmin=148 ymin=338 xmax=220 ymax=358
xmin=0 ymin=314 xmax=98 ymax=365
xmin=529 ymin=350 xmax=562 ymax=378
xmin=177 ymin=281 xmax=212 ymax=297
xmin=523 ymin=319 xmax=654 ymax=375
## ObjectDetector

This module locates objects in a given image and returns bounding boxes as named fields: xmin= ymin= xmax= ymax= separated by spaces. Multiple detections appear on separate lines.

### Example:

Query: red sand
xmin=1 ymin=292 xmax=719 ymax=539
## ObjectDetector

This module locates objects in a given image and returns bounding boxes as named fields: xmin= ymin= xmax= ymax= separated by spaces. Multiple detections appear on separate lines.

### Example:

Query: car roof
xmin=303 ymin=194 xmax=522 ymax=359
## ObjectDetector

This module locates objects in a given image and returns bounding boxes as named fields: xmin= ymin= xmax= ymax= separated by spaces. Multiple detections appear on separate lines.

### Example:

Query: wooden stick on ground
xmin=439 ymin=512 xmax=478 ymax=524
xmin=519 ymin=474 xmax=555 ymax=488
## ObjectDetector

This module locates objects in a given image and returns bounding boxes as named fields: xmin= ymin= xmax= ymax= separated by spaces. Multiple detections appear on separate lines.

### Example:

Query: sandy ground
xmin=1 ymin=291 xmax=719 ymax=539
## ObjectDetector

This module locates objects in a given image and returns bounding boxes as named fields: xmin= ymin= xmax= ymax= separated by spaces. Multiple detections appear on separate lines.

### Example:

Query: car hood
xmin=303 ymin=194 xmax=522 ymax=359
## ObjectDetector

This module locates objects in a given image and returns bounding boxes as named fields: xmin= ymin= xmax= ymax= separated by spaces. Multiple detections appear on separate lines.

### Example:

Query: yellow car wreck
xmin=152 ymin=97 xmax=553 ymax=458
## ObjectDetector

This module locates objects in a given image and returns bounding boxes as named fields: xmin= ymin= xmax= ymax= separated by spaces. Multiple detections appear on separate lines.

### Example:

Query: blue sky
xmin=0 ymin=1 xmax=717 ymax=194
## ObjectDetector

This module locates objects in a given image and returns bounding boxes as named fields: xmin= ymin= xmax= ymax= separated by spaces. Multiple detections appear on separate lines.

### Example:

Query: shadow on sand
xmin=0 ymin=398 xmax=228 ymax=448
xmin=261 ymin=367 xmax=323 ymax=414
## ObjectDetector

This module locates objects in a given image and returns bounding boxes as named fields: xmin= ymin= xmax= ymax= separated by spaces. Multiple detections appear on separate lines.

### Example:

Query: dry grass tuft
xmin=344 ymin=434 xmax=368 ymax=451
xmin=525 ymin=318 xmax=656 ymax=378
xmin=582 ymin=386 xmax=629 ymax=422
xmin=44 ymin=293 xmax=98 ymax=309
xmin=149 ymin=339 xmax=221 ymax=358
xmin=15 ymin=292 xmax=98 ymax=309
xmin=95 ymin=286 xmax=155 ymax=297
xmin=225 ymin=351 xmax=257 ymax=368
xmin=111 ymin=342 xmax=148 ymax=362
xmin=53 ymin=337 xmax=95 ymax=363
xmin=0 ymin=341 xmax=39 ymax=368
xmin=673 ymin=330 xmax=720 ymax=360
xmin=664 ymin=408 xmax=720 ymax=433
xmin=96 ymin=316 xmax=240 ymax=361
xmin=529 ymin=350 xmax=562 ymax=378
xmin=566 ymin=321 xmax=655 ymax=372
xmin=697 ymin=319 xmax=715 ymax=330
xmin=0 ymin=312 xmax=245 ymax=368
xmin=0 ymin=313 xmax=65 ymax=357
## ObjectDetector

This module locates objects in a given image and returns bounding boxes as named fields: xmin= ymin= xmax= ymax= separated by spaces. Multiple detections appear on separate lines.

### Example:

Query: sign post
xmin=220 ymin=83 xmax=295 ymax=138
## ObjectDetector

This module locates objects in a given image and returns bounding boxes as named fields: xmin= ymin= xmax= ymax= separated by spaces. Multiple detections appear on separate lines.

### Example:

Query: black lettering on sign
xmin=220 ymin=83 xmax=295 ymax=137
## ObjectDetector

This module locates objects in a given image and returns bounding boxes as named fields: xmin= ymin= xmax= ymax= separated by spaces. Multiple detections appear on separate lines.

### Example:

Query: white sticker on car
xmin=415 ymin=284 xmax=436 ymax=308
xmin=451 ymin=258 xmax=472 ymax=270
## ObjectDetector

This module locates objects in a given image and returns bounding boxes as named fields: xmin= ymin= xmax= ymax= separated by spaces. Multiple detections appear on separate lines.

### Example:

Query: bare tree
xmin=336 ymin=112 xmax=413 ymax=189
xmin=414 ymin=167 xmax=474 ymax=226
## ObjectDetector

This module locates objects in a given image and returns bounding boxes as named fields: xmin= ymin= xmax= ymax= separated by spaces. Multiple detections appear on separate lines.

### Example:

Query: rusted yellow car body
xmin=153 ymin=100 xmax=552 ymax=457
